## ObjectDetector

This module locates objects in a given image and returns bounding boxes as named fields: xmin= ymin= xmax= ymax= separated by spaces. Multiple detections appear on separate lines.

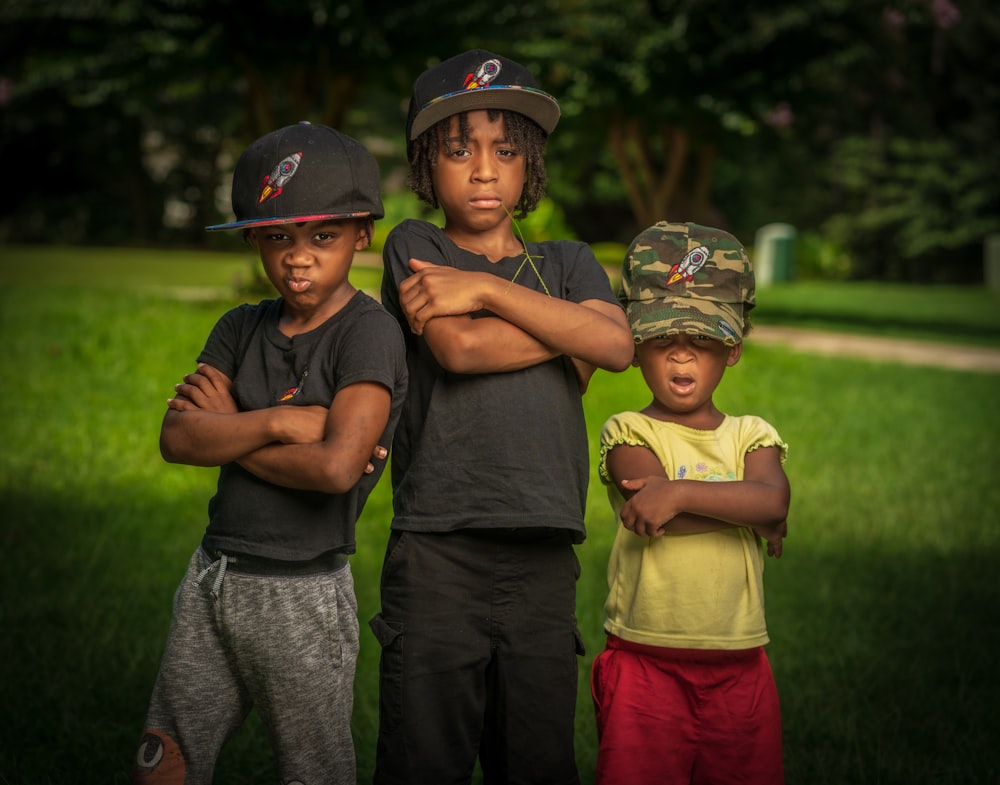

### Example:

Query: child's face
xmin=636 ymin=333 xmax=742 ymax=424
xmin=249 ymin=219 xmax=369 ymax=319
xmin=431 ymin=110 xmax=527 ymax=235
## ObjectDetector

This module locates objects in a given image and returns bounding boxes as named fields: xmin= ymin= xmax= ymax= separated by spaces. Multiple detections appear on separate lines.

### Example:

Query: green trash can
xmin=754 ymin=223 xmax=796 ymax=284
xmin=985 ymin=234 xmax=1000 ymax=290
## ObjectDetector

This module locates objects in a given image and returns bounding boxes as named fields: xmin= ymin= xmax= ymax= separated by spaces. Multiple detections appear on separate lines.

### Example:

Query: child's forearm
xmin=401 ymin=262 xmax=632 ymax=371
xmin=655 ymin=513 xmax=787 ymax=550
xmin=570 ymin=358 xmax=597 ymax=393
xmin=160 ymin=395 xmax=327 ymax=468
xmin=159 ymin=407 xmax=282 ymax=467
xmin=421 ymin=313 xmax=559 ymax=373
xmin=238 ymin=442 xmax=367 ymax=494
xmin=609 ymin=442 xmax=790 ymax=539
xmin=160 ymin=362 xmax=294 ymax=467
xmin=237 ymin=383 xmax=391 ymax=494
xmin=479 ymin=283 xmax=633 ymax=371
xmin=423 ymin=315 xmax=598 ymax=392
xmin=658 ymin=512 xmax=740 ymax=534
xmin=664 ymin=479 xmax=789 ymax=528
xmin=661 ymin=443 xmax=790 ymax=528
xmin=619 ymin=476 xmax=788 ymax=538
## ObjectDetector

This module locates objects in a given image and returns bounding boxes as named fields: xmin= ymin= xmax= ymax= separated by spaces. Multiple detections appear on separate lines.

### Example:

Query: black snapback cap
xmin=206 ymin=122 xmax=383 ymax=231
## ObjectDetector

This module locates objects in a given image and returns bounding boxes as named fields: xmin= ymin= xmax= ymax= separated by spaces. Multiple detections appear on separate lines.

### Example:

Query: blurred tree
xmin=816 ymin=0 xmax=1000 ymax=281
xmin=517 ymin=0 xmax=999 ymax=283
xmin=2 ymin=0 xmax=997 ymax=281
xmin=525 ymin=0 xmax=819 ymax=241
xmin=0 ymin=0 xmax=172 ymax=243
xmin=0 ymin=0 xmax=461 ymax=245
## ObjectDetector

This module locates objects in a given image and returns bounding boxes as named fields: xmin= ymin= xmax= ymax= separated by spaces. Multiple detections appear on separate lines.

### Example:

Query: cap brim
xmin=409 ymin=85 xmax=560 ymax=139
xmin=205 ymin=210 xmax=375 ymax=231
xmin=626 ymin=298 xmax=744 ymax=346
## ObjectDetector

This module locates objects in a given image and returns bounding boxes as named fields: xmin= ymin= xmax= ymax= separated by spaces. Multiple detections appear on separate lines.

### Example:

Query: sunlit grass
xmin=1 ymin=250 xmax=998 ymax=784
xmin=756 ymin=280 xmax=1000 ymax=346
xmin=0 ymin=243 xmax=383 ymax=298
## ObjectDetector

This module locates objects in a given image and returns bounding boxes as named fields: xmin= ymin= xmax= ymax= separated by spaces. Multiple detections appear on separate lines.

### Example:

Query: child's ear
xmin=356 ymin=218 xmax=374 ymax=250
xmin=630 ymin=352 xmax=640 ymax=368
xmin=726 ymin=343 xmax=743 ymax=367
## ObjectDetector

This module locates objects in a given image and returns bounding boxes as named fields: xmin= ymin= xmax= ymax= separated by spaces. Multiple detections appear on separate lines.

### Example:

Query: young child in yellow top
xmin=592 ymin=221 xmax=790 ymax=785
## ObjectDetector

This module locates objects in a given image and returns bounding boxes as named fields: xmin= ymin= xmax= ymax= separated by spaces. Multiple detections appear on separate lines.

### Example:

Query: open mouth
xmin=670 ymin=374 xmax=696 ymax=394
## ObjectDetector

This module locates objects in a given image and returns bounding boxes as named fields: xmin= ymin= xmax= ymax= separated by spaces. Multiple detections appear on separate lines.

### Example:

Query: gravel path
xmin=749 ymin=326 xmax=1000 ymax=374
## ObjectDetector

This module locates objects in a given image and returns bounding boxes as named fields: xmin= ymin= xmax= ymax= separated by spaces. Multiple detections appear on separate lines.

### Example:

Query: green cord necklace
xmin=504 ymin=207 xmax=552 ymax=297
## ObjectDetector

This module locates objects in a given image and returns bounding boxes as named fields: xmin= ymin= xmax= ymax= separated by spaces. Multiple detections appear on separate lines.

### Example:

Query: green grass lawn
xmin=753 ymin=280 xmax=1000 ymax=346
xmin=1 ymin=246 xmax=999 ymax=784
xmin=5 ymin=242 xmax=1000 ymax=346
xmin=0 ymin=243 xmax=383 ymax=298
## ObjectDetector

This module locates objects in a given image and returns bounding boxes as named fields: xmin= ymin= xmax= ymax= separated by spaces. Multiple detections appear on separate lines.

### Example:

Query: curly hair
xmin=408 ymin=109 xmax=548 ymax=219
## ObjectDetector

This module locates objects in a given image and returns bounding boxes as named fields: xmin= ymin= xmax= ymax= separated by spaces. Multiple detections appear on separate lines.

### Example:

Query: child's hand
xmin=763 ymin=520 xmax=787 ymax=558
xmin=399 ymin=258 xmax=487 ymax=334
xmin=364 ymin=444 xmax=388 ymax=475
xmin=168 ymin=364 xmax=236 ymax=413
xmin=619 ymin=476 xmax=680 ymax=537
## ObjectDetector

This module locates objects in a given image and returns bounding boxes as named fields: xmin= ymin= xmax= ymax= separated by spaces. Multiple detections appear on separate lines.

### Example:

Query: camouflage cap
xmin=620 ymin=221 xmax=755 ymax=346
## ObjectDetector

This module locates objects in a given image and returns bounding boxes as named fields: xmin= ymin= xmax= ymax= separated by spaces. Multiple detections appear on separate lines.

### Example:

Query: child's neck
xmin=641 ymin=400 xmax=726 ymax=430
xmin=443 ymin=223 xmax=524 ymax=263
xmin=278 ymin=285 xmax=356 ymax=337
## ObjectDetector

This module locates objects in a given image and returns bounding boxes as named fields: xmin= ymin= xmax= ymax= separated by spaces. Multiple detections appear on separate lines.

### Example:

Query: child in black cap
xmin=370 ymin=51 xmax=634 ymax=784
xmin=132 ymin=122 xmax=407 ymax=785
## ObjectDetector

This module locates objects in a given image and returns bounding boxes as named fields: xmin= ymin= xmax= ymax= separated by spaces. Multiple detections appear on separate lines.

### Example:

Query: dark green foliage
xmin=824 ymin=136 xmax=1000 ymax=282
xmin=2 ymin=1 xmax=998 ymax=275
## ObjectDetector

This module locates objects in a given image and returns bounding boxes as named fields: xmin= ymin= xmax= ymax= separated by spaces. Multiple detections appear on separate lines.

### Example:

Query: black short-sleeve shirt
xmin=196 ymin=291 xmax=407 ymax=561
xmin=381 ymin=219 xmax=620 ymax=543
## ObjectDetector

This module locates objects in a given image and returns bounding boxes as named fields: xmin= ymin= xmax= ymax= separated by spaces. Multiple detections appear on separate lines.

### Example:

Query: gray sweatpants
xmin=133 ymin=547 xmax=359 ymax=785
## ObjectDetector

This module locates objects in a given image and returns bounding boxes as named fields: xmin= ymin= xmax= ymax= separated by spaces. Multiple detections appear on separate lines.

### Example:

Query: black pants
xmin=370 ymin=529 xmax=584 ymax=785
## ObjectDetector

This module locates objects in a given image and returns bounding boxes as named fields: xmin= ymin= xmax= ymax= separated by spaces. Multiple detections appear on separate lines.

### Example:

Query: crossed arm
xmin=160 ymin=364 xmax=390 ymax=494
xmin=605 ymin=442 xmax=790 ymax=557
xmin=398 ymin=258 xmax=634 ymax=387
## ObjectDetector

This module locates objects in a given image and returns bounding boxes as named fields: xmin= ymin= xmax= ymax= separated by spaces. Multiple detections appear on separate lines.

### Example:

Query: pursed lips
xmin=469 ymin=191 xmax=504 ymax=209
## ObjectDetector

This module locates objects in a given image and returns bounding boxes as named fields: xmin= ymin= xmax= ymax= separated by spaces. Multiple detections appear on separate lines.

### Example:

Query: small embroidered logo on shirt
xmin=277 ymin=367 xmax=309 ymax=402
xmin=676 ymin=462 xmax=736 ymax=481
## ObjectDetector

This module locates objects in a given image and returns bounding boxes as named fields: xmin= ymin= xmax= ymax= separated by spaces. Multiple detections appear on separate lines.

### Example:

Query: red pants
xmin=591 ymin=635 xmax=783 ymax=785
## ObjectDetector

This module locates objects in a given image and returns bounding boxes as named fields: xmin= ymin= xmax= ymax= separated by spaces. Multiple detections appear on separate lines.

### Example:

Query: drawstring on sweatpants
xmin=195 ymin=553 xmax=228 ymax=599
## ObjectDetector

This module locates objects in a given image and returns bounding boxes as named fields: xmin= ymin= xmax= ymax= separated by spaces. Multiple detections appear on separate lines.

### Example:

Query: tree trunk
xmin=607 ymin=116 xmax=717 ymax=229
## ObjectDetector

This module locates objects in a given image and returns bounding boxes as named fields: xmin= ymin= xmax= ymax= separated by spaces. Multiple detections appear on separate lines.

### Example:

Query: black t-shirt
xmin=381 ymin=219 xmax=621 ymax=543
xmin=196 ymin=291 xmax=407 ymax=561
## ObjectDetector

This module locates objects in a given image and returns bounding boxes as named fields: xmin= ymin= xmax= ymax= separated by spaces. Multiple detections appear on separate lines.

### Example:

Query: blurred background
xmin=3 ymin=3 xmax=1000 ymax=784
xmin=3 ymin=0 xmax=998 ymax=284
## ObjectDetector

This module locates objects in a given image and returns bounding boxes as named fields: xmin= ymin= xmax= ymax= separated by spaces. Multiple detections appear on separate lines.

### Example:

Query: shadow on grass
xmin=0 ymin=489 xmax=281 ymax=785
xmin=769 ymin=544 xmax=1000 ymax=785
xmin=2 ymin=487 xmax=998 ymax=785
